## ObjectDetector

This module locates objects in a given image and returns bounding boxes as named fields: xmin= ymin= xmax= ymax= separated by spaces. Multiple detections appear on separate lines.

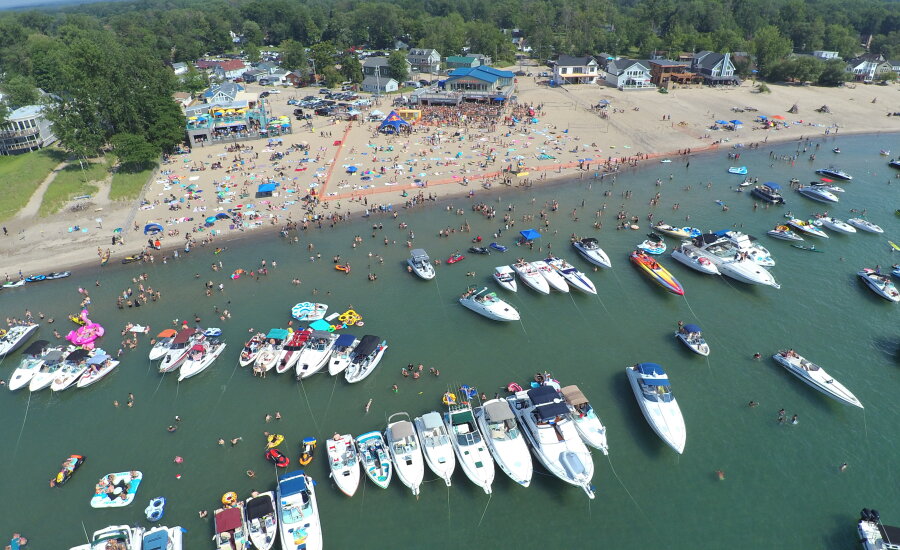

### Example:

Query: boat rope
xmin=680 ymin=294 xmax=702 ymax=324
xmin=151 ymin=367 xmax=168 ymax=397
xmin=606 ymin=454 xmax=653 ymax=527
xmin=593 ymin=292 xmax=611 ymax=316
xmin=297 ymin=377 xmax=320 ymax=433
xmin=80 ymin=521 xmax=90 ymax=545
xmin=320 ymin=374 xmax=340 ymax=424
xmin=476 ymin=492 xmax=492 ymax=528
xmin=12 ymin=390 xmax=32 ymax=461
xmin=567 ymin=292 xmax=589 ymax=323
xmin=609 ymin=268 xmax=637 ymax=311
xmin=446 ymin=484 xmax=452 ymax=538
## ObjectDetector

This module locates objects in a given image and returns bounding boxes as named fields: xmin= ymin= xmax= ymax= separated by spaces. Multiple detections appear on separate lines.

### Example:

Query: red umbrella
xmin=819 ymin=177 xmax=834 ymax=183
xmin=772 ymin=115 xmax=786 ymax=120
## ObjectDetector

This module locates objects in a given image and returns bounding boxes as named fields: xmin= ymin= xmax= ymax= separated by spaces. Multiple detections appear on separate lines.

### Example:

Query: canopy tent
xmin=143 ymin=223 xmax=163 ymax=235
xmin=378 ymin=111 xmax=411 ymax=134
xmin=519 ymin=228 xmax=541 ymax=241
xmin=256 ymin=182 xmax=278 ymax=197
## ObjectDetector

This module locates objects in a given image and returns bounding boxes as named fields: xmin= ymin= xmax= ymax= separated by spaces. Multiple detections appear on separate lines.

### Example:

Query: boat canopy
xmin=527 ymin=386 xmax=569 ymax=420
xmin=172 ymin=329 xmax=196 ymax=344
xmin=266 ymin=328 xmax=289 ymax=340
xmin=245 ymin=495 xmax=274 ymax=519
xmin=683 ymin=323 xmax=702 ymax=333
xmin=23 ymin=340 xmax=49 ymax=355
xmin=278 ymin=471 xmax=308 ymax=497
xmin=581 ymin=238 xmax=598 ymax=245
xmin=66 ymin=348 xmax=91 ymax=362
xmin=157 ymin=329 xmax=177 ymax=338
xmin=333 ymin=333 xmax=356 ymax=347
xmin=410 ymin=248 xmax=430 ymax=261
xmin=693 ymin=233 xmax=720 ymax=245
xmin=642 ymin=378 xmax=671 ymax=387
xmin=763 ymin=182 xmax=781 ymax=190
xmin=310 ymin=330 xmax=332 ymax=339
xmin=191 ymin=344 xmax=205 ymax=351
xmin=421 ymin=411 xmax=443 ymax=430
xmin=560 ymin=385 xmax=589 ymax=407
xmin=352 ymin=335 xmax=381 ymax=360
xmin=483 ymin=400 xmax=515 ymax=422
xmin=42 ymin=349 xmax=63 ymax=361
xmin=215 ymin=506 xmax=243 ymax=533
xmin=88 ymin=354 xmax=110 ymax=365
xmin=636 ymin=362 xmax=666 ymax=376
xmin=142 ymin=530 xmax=170 ymax=550
xmin=520 ymin=228 xmax=541 ymax=241
xmin=390 ymin=420 xmax=415 ymax=439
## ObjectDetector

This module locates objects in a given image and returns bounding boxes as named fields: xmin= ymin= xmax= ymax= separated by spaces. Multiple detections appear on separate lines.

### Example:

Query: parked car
xmin=260 ymin=91 xmax=270 ymax=98
xmin=319 ymin=88 xmax=330 ymax=94
xmin=268 ymin=88 xmax=281 ymax=94
xmin=314 ymin=106 xmax=334 ymax=116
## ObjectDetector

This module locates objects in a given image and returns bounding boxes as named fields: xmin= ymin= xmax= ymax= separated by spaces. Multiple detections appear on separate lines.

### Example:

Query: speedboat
xmin=28 ymin=348 xmax=66 ymax=392
xmin=492 ymin=265 xmax=517 ymax=292
xmin=767 ymin=225 xmax=804 ymax=241
xmin=8 ymin=340 xmax=53 ymax=391
xmin=407 ymin=248 xmax=435 ymax=280
xmin=344 ymin=335 xmax=388 ymax=383
xmin=833 ymin=147 xmax=841 ymax=154
xmin=277 ymin=470 xmax=322 ymax=550
xmin=69 ymin=525 xmax=144 ymax=550
xmin=630 ymin=251 xmax=685 ymax=295
xmin=238 ymin=332 xmax=266 ymax=367
xmin=77 ymin=354 xmax=120 ymax=388
xmin=772 ymin=350 xmax=863 ymax=408
xmin=858 ymin=269 xmax=900 ymax=302
xmin=245 ymin=491 xmax=278 ymax=550
xmin=0 ymin=324 xmax=39 ymax=356
xmin=295 ymin=331 xmax=337 ymax=379
xmin=158 ymin=328 xmax=198 ymax=373
xmin=675 ymin=324 xmax=710 ymax=356
xmin=857 ymin=508 xmax=900 ymax=550
xmin=50 ymin=348 xmax=93 ymax=391
xmin=787 ymin=218 xmax=829 ymax=238
xmin=511 ymin=261 xmax=551 ymax=294
xmin=798 ymin=185 xmax=839 ymax=203
xmin=751 ymin=182 xmax=786 ymax=204
xmin=625 ymin=363 xmax=687 ymax=454
xmin=714 ymin=230 xmax=775 ymax=267
xmin=279 ymin=330 xmax=312 ymax=374
xmin=546 ymin=256 xmax=597 ymax=294
xmin=469 ymin=246 xmax=490 ymax=255
xmin=148 ymin=329 xmax=178 ymax=361
xmin=214 ymin=504 xmax=248 ymax=550
xmin=177 ymin=340 xmax=226 ymax=381
xmin=637 ymin=233 xmax=667 ymax=255
xmin=256 ymin=328 xmax=289 ymax=374
xmin=893 ymin=265 xmax=900 ymax=278
xmin=572 ymin=238 xmax=612 ymax=268
xmin=459 ymin=287 xmax=520 ymax=322
xmin=653 ymin=222 xmax=693 ymax=239
xmin=444 ymin=403 xmax=495 ymax=494
xmin=560 ymin=385 xmax=609 ymax=454
xmin=489 ymin=242 xmax=508 ymax=252
xmin=508 ymin=385 xmax=595 ymax=498
xmin=328 ymin=334 xmax=359 ymax=375
xmin=326 ymin=434 xmax=360 ymax=497
xmin=474 ymin=399 xmax=533 ymax=487
xmin=413 ymin=411 xmax=456 ymax=486
xmin=355 ymin=431 xmax=392 ymax=489
xmin=814 ymin=216 xmax=856 ymax=234
xmin=684 ymin=235 xmax=781 ymax=288
xmin=816 ymin=167 xmax=852 ymax=180
xmin=810 ymin=181 xmax=845 ymax=193
xmin=890 ymin=159 xmax=900 ymax=169
xmin=848 ymin=218 xmax=884 ymax=234
xmin=670 ymin=244 xmax=720 ymax=275
xmin=385 ymin=412 xmax=425 ymax=496
xmin=727 ymin=166 xmax=747 ymax=175
xmin=532 ymin=260 xmax=569 ymax=292
xmin=141 ymin=526 xmax=183 ymax=550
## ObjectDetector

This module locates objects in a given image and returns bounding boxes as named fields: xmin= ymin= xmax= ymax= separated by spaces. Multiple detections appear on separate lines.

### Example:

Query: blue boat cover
xmin=334 ymin=333 xmax=356 ymax=346
xmin=278 ymin=470 xmax=307 ymax=497
xmin=266 ymin=328 xmax=289 ymax=339
xmin=642 ymin=378 xmax=671 ymax=386
xmin=683 ymin=324 xmax=701 ymax=333
xmin=637 ymin=362 xmax=666 ymax=376
xmin=142 ymin=531 xmax=170 ymax=550
xmin=764 ymin=182 xmax=781 ymax=190
xmin=87 ymin=354 xmax=110 ymax=365
xmin=527 ymin=385 xmax=570 ymax=420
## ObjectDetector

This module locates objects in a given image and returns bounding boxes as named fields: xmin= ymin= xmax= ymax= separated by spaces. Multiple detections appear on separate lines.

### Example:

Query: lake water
xmin=1 ymin=132 xmax=897 ymax=549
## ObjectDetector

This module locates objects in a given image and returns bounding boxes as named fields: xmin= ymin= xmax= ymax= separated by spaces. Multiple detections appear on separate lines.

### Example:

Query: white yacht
xmin=858 ymin=269 xmax=900 ymax=302
xmin=816 ymin=167 xmax=852 ymax=180
xmin=413 ymin=412 xmax=456 ymax=486
xmin=407 ymin=248 xmax=436 ymax=280
xmin=147 ymin=329 xmax=178 ymax=361
xmin=474 ymin=399 xmax=533 ymax=487
xmin=532 ymin=259 xmax=569 ymax=292
xmin=326 ymin=434 xmax=360 ymax=497
xmin=28 ymin=348 xmax=67 ymax=392
xmin=546 ymin=256 xmax=597 ymax=294
xmin=295 ymin=330 xmax=337 ymax=379
xmin=814 ymin=216 xmax=856 ymax=234
xmin=858 ymin=508 xmax=900 ymax=550
xmin=344 ymin=335 xmax=388 ymax=383
xmin=787 ymin=218 xmax=829 ymax=238
xmin=560 ymin=385 xmax=609 ymax=454
xmin=848 ymin=218 xmax=884 ymax=234
xmin=508 ymin=385 xmax=595 ymax=498
xmin=715 ymin=230 xmax=775 ymax=267
xmin=327 ymin=334 xmax=359 ymax=375
xmin=141 ymin=526 xmax=184 ymax=550
xmin=683 ymin=234 xmax=781 ymax=288
xmin=77 ymin=354 xmax=120 ymax=388
xmin=625 ymin=363 xmax=687 ymax=454
xmin=572 ymin=237 xmax=612 ymax=268
xmin=277 ymin=470 xmax=322 ymax=550
xmin=8 ymin=340 xmax=53 ymax=391
xmin=675 ymin=323 xmax=710 ymax=356
xmin=797 ymin=185 xmax=839 ymax=203
xmin=670 ymin=244 xmax=720 ymax=275
xmin=385 ymin=412 xmax=425 ymax=496
xmin=772 ymin=350 xmax=863 ymax=408
xmin=511 ymin=261 xmax=551 ymax=294
xmin=277 ymin=330 xmax=311 ymax=374
xmin=0 ymin=323 xmax=39 ymax=357
xmin=767 ymin=225 xmax=804 ymax=242
xmin=50 ymin=348 xmax=93 ymax=392
xmin=355 ymin=431 xmax=392 ymax=488
xmin=459 ymin=287 xmax=520 ymax=322
xmin=158 ymin=328 xmax=198 ymax=373
xmin=177 ymin=340 xmax=226 ymax=381
xmin=245 ymin=491 xmax=278 ymax=550
xmin=257 ymin=328 xmax=290 ymax=374
xmin=69 ymin=525 xmax=144 ymax=550
xmin=492 ymin=265 xmax=517 ymax=292
xmin=444 ymin=404 xmax=495 ymax=494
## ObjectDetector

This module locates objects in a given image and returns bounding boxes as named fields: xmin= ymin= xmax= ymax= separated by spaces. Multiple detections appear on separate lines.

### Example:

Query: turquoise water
xmin=0 ymin=133 xmax=897 ymax=549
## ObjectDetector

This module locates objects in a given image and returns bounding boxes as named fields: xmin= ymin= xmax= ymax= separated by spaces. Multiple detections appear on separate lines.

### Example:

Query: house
xmin=812 ymin=51 xmax=840 ymax=61
xmin=444 ymin=65 xmax=515 ymax=98
xmin=241 ymin=69 xmax=265 ymax=83
xmin=846 ymin=53 xmax=893 ymax=81
xmin=361 ymin=76 xmax=398 ymax=94
xmin=691 ymin=51 xmax=740 ymax=85
xmin=553 ymin=55 xmax=599 ymax=84
xmin=202 ymin=83 xmax=245 ymax=104
xmin=212 ymin=59 xmax=247 ymax=80
xmin=253 ymin=62 xmax=279 ymax=75
xmin=172 ymin=62 xmax=189 ymax=76
xmin=0 ymin=104 xmax=57 ymax=155
xmin=362 ymin=57 xmax=410 ymax=79
xmin=469 ymin=53 xmax=492 ymax=66
xmin=445 ymin=56 xmax=480 ymax=70
xmin=604 ymin=59 xmax=654 ymax=90
xmin=648 ymin=60 xmax=702 ymax=87
xmin=259 ymin=70 xmax=291 ymax=86
xmin=173 ymin=92 xmax=193 ymax=110
xmin=284 ymin=71 xmax=305 ymax=87
xmin=407 ymin=48 xmax=441 ymax=74
xmin=890 ymin=60 xmax=900 ymax=76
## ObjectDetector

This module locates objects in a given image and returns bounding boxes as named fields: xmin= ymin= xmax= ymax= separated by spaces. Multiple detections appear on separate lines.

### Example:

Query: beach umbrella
xmin=143 ymin=223 xmax=163 ymax=235
xmin=730 ymin=120 xmax=742 ymax=124
xmin=215 ymin=213 xmax=230 ymax=220
xmin=772 ymin=115 xmax=786 ymax=120
xmin=520 ymin=228 xmax=541 ymax=241
xmin=715 ymin=120 xmax=728 ymax=124
xmin=205 ymin=216 xmax=217 ymax=224
xmin=598 ymin=99 xmax=610 ymax=105
xmin=347 ymin=166 xmax=358 ymax=173
xmin=113 ymin=228 xmax=122 ymax=233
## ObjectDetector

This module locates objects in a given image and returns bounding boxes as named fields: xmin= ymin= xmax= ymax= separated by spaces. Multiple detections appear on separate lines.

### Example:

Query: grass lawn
xmin=0 ymin=149 xmax=66 ymax=221
xmin=39 ymin=157 xmax=111 ymax=216
xmin=109 ymin=163 xmax=156 ymax=201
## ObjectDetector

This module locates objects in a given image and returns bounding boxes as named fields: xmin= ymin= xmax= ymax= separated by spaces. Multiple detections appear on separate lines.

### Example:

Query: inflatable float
xmin=446 ymin=254 xmax=465 ymax=264
xmin=335 ymin=264 xmax=350 ymax=273
xmin=291 ymin=302 xmax=328 ymax=321
xmin=222 ymin=491 xmax=238 ymax=506
xmin=298 ymin=437 xmax=317 ymax=466
xmin=145 ymin=496 xmax=166 ymax=521
xmin=50 ymin=454 xmax=85 ymax=487
xmin=442 ymin=392 xmax=457 ymax=406
xmin=265 ymin=448 xmax=290 ymax=468
xmin=266 ymin=434 xmax=284 ymax=449
xmin=90 ymin=471 xmax=142 ymax=508
xmin=66 ymin=310 xmax=104 ymax=349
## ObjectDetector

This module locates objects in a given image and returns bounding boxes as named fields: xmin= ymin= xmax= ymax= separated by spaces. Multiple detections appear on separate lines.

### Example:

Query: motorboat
xmin=767 ymin=225 xmax=804 ymax=241
xmin=858 ymin=269 xmax=900 ymax=302
xmin=797 ymin=185 xmax=839 ymax=203
xmin=532 ymin=259 xmax=569 ymax=292
xmin=630 ymin=251 xmax=685 ymax=295
xmin=508 ymin=385 xmax=595 ymax=498
xmin=813 ymin=216 xmax=856 ymax=234
xmin=810 ymin=181 xmax=845 ymax=193
xmin=559 ymin=385 xmax=609 ymax=454
xmin=158 ymin=328 xmax=198 ymax=373
xmin=295 ymin=330 xmax=337 ymax=379
xmin=50 ymin=348 xmax=93 ymax=392
xmin=727 ymin=166 xmax=748 ymax=175
xmin=407 ymin=248 xmax=436 ymax=280
xmin=670 ymin=244 xmax=720 ymax=275
xmin=893 ymin=265 xmax=900 ymax=278
xmin=857 ymin=508 xmax=900 ymax=550
xmin=28 ymin=348 xmax=66 ymax=392
xmin=177 ymin=340 xmax=226 ymax=381
xmin=684 ymin=235 xmax=781 ymax=288
xmin=276 ymin=329 xmax=310 ymax=375
xmin=355 ymin=431 xmax=392 ymax=489
xmin=653 ymin=222 xmax=694 ymax=239
xmin=637 ymin=233 xmax=667 ymax=255
xmin=444 ymin=403 xmax=495 ymax=494
xmin=256 ymin=328 xmax=289 ymax=374
xmin=489 ymin=242 xmax=508 ymax=252
xmin=148 ymin=329 xmax=178 ymax=361
xmin=245 ymin=491 xmax=278 ymax=550
xmin=511 ymin=261 xmax=551 ymax=294
xmin=77 ymin=354 xmax=120 ymax=388
xmin=2 ymin=279 xmax=25 ymax=288
xmin=751 ymin=182 xmax=786 ymax=204
xmin=459 ymin=287 xmax=520 ymax=322
xmin=675 ymin=323 xmax=710 ymax=356
xmin=327 ymin=334 xmax=359 ymax=375
xmin=492 ymin=265 xmax=517 ymax=292
xmin=7 ymin=340 xmax=53 ymax=391
xmin=413 ymin=412 xmax=456 ymax=486
xmin=572 ymin=238 xmax=612 ymax=268
xmin=0 ymin=324 xmax=39 ymax=356
xmin=446 ymin=253 xmax=464 ymax=264
xmin=713 ymin=230 xmax=775 ymax=267
xmin=385 ymin=412 xmax=425 ymax=496
xmin=69 ymin=525 xmax=144 ymax=550
xmin=890 ymin=159 xmax=900 ymax=169
xmin=326 ymin=434 xmax=360 ymax=497
xmin=833 ymin=147 xmax=841 ymax=154
xmin=546 ymin=256 xmax=597 ymax=294
xmin=276 ymin=471 xmax=322 ymax=550
xmin=344 ymin=335 xmax=388 ymax=383
xmin=786 ymin=218 xmax=828 ymax=238
xmin=469 ymin=246 xmax=491 ymax=255
xmin=141 ymin=526 xmax=183 ymax=550
xmin=51 ymin=453 xmax=85 ymax=488
xmin=816 ymin=167 xmax=852 ymax=180
xmin=772 ymin=350 xmax=863 ymax=408
xmin=848 ymin=218 xmax=884 ymax=234
xmin=474 ymin=399 xmax=533 ymax=487
xmin=237 ymin=332 xmax=266 ymax=367
xmin=625 ymin=363 xmax=687 ymax=454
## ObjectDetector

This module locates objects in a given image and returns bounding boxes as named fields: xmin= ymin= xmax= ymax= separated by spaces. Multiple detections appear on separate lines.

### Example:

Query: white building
xmin=361 ymin=76 xmax=398 ymax=94
xmin=553 ymin=55 xmax=599 ymax=84
xmin=407 ymin=48 xmax=441 ymax=74
xmin=604 ymin=59 xmax=654 ymax=90
xmin=812 ymin=51 xmax=840 ymax=60
xmin=0 ymin=104 xmax=57 ymax=155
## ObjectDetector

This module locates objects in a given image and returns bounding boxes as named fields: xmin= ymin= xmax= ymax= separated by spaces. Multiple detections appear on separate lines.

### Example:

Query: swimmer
xmin=840 ymin=462 xmax=848 ymax=472
xmin=365 ymin=398 xmax=373 ymax=413
xmin=231 ymin=437 xmax=242 ymax=446
xmin=265 ymin=414 xmax=272 ymax=423
xmin=391 ymin=384 xmax=399 ymax=393
xmin=217 ymin=438 xmax=225 ymax=446
xmin=246 ymin=470 xmax=255 ymax=478
xmin=753 ymin=352 xmax=761 ymax=360
xmin=275 ymin=411 xmax=281 ymax=420
xmin=173 ymin=456 xmax=183 ymax=464
xmin=113 ymin=400 xmax=119 ymax=407
xmin=748 ymin=401 xmax=758 ymax=407
xmin=167 ymin=425 xmax=177 ymax=432
xmin=715 ymin=470 xmax=725 ymax=480
xmin=199 ymin=510 xmax=208 ymax=518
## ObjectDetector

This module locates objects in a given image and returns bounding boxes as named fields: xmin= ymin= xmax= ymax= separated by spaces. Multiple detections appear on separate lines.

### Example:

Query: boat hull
xmin=772 ymin=353 xmax=863 ymax=408
xmin=625 ymin=368 xmax=686 ymax=454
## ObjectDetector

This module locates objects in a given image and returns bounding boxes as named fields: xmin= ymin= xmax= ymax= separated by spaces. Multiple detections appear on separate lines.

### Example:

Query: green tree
xmin=179 ymin=66 xmax=209 ymax=95
xmin=817 ymin=58 xmax=851 ymax=86
xmin=309 ymin=42 xmax=337 ymax=81
xmin=280 ymin=39 xmax=308 ymax=73
xmin=245 ymin=43 xmax=261 ymax=64
xmin=339 ymin=52 xmax=363 ymax=84
xmin=387 ymin=50 xmax=409 ymax=82
xmin=241 ymin=20 xmax=264 ymax=46
xmin=752 ymin=25 xmax=793 ymax=78
xmin=1 ymin=74 xmax=40 ymax=108
xmin=111 ymin=132 xmax=158 ymax=171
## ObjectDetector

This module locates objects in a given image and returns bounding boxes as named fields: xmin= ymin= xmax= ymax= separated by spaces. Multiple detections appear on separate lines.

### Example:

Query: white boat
xmin=810 ymin=182 xmax=845 ymax=193
xmin=0 ymin=324 xmax=39 ymax=357
xmin=814 ymin=216 xmax=856 ymax=234
xmin=147 ymin=329 xmax=178 ymax=361
xmin=637 ymin=233 xmax=667 ymax=255
xmin=413 ymin=412 xmax=456 ymax=487
xmin=459 ymin=287 xmax=520 ymax=322
xmin=407 ymin=248 xmax=436 ymax=280
xmin=626 ymin=363 xmax=687 ymax=454
xmin=683 ymin=235 xmax=781 ymax=288
xmin=276 ymin=330 xmax=309 ymax=375
xmin=653 ymin=223 xmax=693 ymax=239
xmin=77 ymin=354 xmax=120 ymax=388
xmin=546 ymin=256 xmax=597 ymax=294
xmin=245 ymin=491 xmax=278 ymax=550
xmin=444 ymin=404 xmax=495 ymax=494
xmin=8 ymin=340 xmax=54 ymax=391
xmin=141 ymin=526 xmax=183 ymax=550
xmin=295 ymin=330 xmax=337 ymax=379
xmin=858 ymin=269 xmax=900 ymax=302
xmin=787 ymin=218 xmax=829 ymax=238
xmin=50 ymin=348 xmax=93 ymax=392
xmin=277 ymin=471 xmax=322 ymax=550
xmin=767 ymin=225 xmax=804 ymax=242
xmin=177 ymin=341 xmax=226 ymax=381
xmin=158 ymin=328 xmax=198 ymax=373
xmin=715 ymin=230 xmax=775 ymax=267
xmin=492 ymin=265 xmax=517 ymax=292
xmin=560 ymin=385 xmax=609 ymax=454
xmin=675 ymin=323 xmax=710 ymax=356
xmin=857 ymin=509 xmax=900 ymax=550
xmin=385 ymin=412 xmax=425 ymax=496
xmin=355 ymin=431 xmax=392 ymax=489
xmin=344 ymin=335 xmax=388 ymax=383
xmin=798 ymin=185 xmax=839 ymax=203
xmin=69 ymin=525 xmax=144 ymax=550
xmin=532 ymin=260 xmax=569 ymax=292
xmin=28 ymin=348 xmax=66 ymax=392
xmin=508 ymin=385 xmax=595 ymax=498
xmin=572 ymin=238 xmax=612 ymax=268
xmin=511 ymin=261 xmax=551 ymax=294
xmin=327 ymin=334 xmax=359 ymax=375
xmin=256 ymin=328 xmax=289 ymax=374
xmin=237 ymin=333 xmax=266 ymax=367
xmin=214 ymin=502 xmax=248 ymax=550
xmin=474 ymin=399 xmax=533 ymax=487
xmin=848 ymin=218 xmax=884 ymax=233
xmin=326 ymin=434 xmax=360 ymax=497
xmin=772 ymin=350 xmax=863 ymax=408
xmin=670 ymin=244 xmax=720 ymax=275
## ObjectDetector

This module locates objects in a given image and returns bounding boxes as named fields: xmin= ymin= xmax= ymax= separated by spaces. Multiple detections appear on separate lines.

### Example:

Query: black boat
xmin=889 ymin=159 xmax=900 ymax=170
xmin=815 ymin=167 xmax=853 ymax=180
xmin=750 ymin=182 xmax=785 ymax=204
xmin=468 ymin=247 xmax=490 ymax=255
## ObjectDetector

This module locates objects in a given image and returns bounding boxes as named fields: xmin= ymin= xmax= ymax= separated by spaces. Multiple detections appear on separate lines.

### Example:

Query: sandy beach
xmin=2 ymin=68 xmax=898 ymax=277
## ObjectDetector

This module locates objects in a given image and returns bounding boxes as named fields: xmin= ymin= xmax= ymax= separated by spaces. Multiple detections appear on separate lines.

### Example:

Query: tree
xmin=241 ymin=20 xmax=264 ymax=46
xmin=752 ymin=25 xmax=793 ymax=78
xmin=387 ymin=50 xmax=409 ymax=83
xmin=309 ymin=42 xmax=337 ymax=81
xmin=111 ymin=132 xmax=158 ymax=171
xmin=280 ymin=39 xmax=308 ymax=73
xmin=818 ymin=58 xmax=851 ymax=86
xmin=339 ymin=52 xmax=363 ymax=84
xmin=1 ymin=74 xmax=40 ymax=108
xmin=179 ymin=66 xmax=209 ymax=96
xmin=245 ymin=43 xmax=261 ymax=64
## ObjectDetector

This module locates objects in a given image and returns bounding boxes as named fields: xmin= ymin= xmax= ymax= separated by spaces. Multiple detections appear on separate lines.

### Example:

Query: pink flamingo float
xmin=66 ymin=309 xmax=105 ymax=349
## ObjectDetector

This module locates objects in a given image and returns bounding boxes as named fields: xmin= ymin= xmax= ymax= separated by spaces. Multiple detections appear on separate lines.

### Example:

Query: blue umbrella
xmin=347 ymin=166 xmax=358 ymax=173
xmin=215 ymin=213 xmax=230 ymax=220
xmin=715 ymin=120 xmax=728 ymax=124
xmin=205 ymin=216 xmax=217 ymax=224
xmin=520 ymin=228 xmax=541 ymax=241
xmin=143 ymin=223 xmax=163 ymax=235
xmin=730 ymin=120 xmax=743 ymax=124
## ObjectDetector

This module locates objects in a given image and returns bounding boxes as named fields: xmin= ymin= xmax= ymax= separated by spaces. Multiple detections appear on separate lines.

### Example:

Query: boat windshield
xmin=639 ymin=380 xmax=673 ymax=402
xmin=453 ymin=420 xmax=483 ymax=446
xmin=488 ymin=419 xmax=519 ymax=441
